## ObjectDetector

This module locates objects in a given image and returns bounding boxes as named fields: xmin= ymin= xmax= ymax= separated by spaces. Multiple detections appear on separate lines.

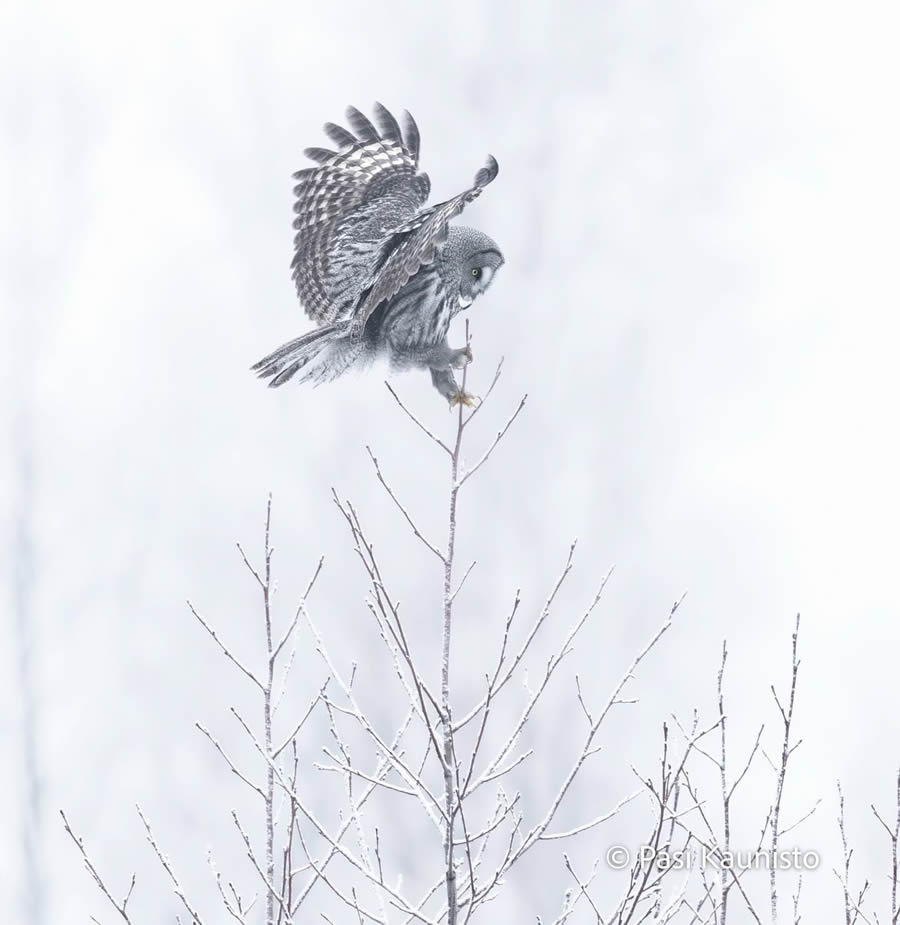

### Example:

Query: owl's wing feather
xmin=323 ymin=122 xmax=357 ymax=149
xmin=351 ymin=155 xmax=500 ymax=339
xmin=303 ymin=146 xmax=339 ymax=164
xmin=401 ymin=111 xmax=420 ymax=161
xmin=345 ymin=105 xmax=380 ymax=142
xmin=291 ymin=104 xmax=430 ymax=324
xmin=372 ymin=102 xmax=402 ymax=143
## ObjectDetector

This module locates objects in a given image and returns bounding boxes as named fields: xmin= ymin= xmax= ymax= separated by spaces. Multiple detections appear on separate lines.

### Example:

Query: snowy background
xmin=2 ymin=0 xmax=899 ymax=922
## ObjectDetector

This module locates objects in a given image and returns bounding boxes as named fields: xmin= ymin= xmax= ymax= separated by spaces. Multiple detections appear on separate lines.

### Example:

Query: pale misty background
xmin=2 ymin=0 xmax=899 ymax=923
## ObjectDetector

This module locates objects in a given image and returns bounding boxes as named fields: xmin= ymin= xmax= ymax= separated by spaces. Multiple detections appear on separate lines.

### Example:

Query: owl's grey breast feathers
xmin=289 ymin=103 xmax=499 ymax=336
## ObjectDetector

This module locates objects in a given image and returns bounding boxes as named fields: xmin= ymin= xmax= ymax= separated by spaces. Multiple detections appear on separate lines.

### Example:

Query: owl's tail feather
xmin=251 ymin=322 xmax=364 ymax=388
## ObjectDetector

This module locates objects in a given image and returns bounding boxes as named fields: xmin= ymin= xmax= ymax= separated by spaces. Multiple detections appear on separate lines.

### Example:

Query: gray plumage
xmin=251 ymin=103 xmax=504 ymax=405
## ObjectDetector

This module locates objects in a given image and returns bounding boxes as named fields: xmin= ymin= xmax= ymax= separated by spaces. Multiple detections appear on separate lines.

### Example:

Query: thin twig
xmin=60 ymin=811 xmax=136 ymax=923
xmin=367 ymin=445 xmax=445 ymax=562
xmin=137 ymin=804 xmax=206 ymax=924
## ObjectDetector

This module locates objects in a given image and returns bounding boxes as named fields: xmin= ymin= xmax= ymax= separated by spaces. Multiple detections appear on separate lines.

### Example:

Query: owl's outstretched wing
xmin=351 ymin=155 xmax=500 ymax=340
xmin=291 ymin=103 xmax=431 ymax=325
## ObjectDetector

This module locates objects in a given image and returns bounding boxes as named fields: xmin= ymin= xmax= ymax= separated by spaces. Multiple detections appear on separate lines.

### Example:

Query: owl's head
xmin=443 ymin=226 xmax=504 ymax=310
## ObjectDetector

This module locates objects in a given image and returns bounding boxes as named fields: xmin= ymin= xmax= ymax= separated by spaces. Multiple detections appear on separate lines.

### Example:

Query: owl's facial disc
xmin=457 ymin=245 xmax=503 ymax=308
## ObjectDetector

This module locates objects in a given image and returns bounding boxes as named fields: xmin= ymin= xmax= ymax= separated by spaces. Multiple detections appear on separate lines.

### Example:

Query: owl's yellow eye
xmin=471 ymin=267 xmax=482 ymax=279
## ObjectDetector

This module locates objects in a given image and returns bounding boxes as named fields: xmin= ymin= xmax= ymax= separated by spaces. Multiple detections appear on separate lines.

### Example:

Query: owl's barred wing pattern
xmin=291 ymin=104 xmax=430 ymax=324
xmin=253 ymin=105 xmax=503 ymax=399
xmin=350 ymin=155 xmax=500 ymax=340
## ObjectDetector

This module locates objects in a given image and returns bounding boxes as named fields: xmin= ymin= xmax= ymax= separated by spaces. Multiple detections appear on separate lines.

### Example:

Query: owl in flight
xmin=251 ymin=103 xmax=503 ymax=406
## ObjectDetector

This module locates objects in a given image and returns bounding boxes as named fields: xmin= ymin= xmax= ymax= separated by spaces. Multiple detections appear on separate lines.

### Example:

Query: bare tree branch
xmin=61 ymin=811 xmax=136 ymax=924
xmin=137 ymin=804 xmax=205 ymax=924
xmin=770 ymin=614 xmax=802 ymax=925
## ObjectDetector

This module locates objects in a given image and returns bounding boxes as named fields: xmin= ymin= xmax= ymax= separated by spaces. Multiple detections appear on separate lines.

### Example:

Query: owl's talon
xmin=449 ymin=391 xmax=477 ymax=408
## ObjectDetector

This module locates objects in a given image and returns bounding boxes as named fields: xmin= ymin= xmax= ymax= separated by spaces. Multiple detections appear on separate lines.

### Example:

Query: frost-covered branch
xmin=61 ymin=811 xmax=136 ymax=924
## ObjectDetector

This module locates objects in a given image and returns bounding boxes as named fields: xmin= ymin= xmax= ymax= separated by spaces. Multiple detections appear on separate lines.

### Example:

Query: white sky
xmin=2 ymin=0 xmax=899 ymax=922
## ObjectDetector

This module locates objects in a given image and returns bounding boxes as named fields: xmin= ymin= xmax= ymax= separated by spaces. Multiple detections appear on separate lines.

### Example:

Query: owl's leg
xmin=413 ymin=341 xmax=472 ymax=370
xmin=418 ymin=339 xmax=476 ymax=406
xmin=392 ymin=338 xmax=475 ymax=406
xmin=449 ymin=345 xmax=473 ymax=369
xmin=430 ymin=368 xmax=476 ymax=407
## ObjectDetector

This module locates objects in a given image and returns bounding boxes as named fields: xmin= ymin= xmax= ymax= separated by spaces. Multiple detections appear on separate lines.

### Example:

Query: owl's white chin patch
xmin=458 ymin=295 xmax=474 ymax=309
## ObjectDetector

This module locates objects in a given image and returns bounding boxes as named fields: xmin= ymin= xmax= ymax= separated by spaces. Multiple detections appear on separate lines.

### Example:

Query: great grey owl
xmin=250 ymin=103 xmax=504 ymax=406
